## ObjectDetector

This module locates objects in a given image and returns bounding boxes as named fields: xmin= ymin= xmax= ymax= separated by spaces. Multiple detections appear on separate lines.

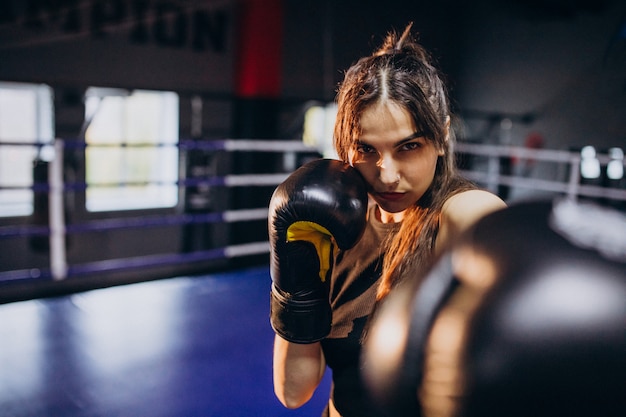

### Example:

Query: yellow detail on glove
xmin=287 ymin=221 xmax=335 ymax=282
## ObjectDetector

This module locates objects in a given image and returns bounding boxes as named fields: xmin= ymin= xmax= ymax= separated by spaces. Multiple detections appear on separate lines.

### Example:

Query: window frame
xmin=83 ymin=87 xmax=180 ymax=213
xmin=0 ymin=81 xmax=54 ymax=218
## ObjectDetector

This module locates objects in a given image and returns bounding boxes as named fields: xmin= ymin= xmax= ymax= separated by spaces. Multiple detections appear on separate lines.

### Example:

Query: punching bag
xmin=29 ymin=157 xmax=50 ymax=252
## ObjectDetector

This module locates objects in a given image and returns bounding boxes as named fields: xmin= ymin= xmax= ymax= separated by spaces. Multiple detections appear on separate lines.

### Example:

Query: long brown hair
xmin=333 ymin=23 xmax=475 ymax=300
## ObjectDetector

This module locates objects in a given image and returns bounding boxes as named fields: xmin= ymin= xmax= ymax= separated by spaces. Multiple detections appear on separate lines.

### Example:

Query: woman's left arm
xmin=435 ymin=190 xmax=507 ymax=255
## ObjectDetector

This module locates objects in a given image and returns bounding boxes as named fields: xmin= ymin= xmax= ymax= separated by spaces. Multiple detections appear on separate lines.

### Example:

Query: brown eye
xmin=357 ymin=143 xmax=375 ymax=154
xmin=400 ymin=141 xmax=422 ymax=151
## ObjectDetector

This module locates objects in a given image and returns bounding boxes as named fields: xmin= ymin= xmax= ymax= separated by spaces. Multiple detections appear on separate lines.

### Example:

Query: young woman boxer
xmin=269 ymin=23 xmax=506 ymax=417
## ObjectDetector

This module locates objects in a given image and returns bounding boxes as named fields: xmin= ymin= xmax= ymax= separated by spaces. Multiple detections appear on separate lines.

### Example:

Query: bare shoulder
xmin=435 ymin=190 xmax=506 ymax=254
xmin=443 ymin=189 xmax=507 ymax=226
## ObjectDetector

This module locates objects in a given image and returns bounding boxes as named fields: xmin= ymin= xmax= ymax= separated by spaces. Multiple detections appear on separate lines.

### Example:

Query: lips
xmin=377 ymin=192 xmax=405 ymax=202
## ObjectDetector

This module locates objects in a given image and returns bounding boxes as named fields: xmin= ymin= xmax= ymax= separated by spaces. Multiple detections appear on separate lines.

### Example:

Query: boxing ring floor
xmin=0 ymin=266 xmax=332 ymax=417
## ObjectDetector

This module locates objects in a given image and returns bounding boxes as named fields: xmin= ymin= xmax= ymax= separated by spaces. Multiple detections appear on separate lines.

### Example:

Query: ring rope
xmin=460 ymin=170 xmax=626 ymax=201
xmin=0 ymin=173 xmax=291 ymax=191
xmin=0 ymin=241 xmax=271 ymax=284
xmin=0 ymin=139 xmax=316 ymax=152
xmin=4 ymin=171 xmax=624 ymax=200
xmin=0 ymin=208 xmax=269 ymax=239
xmin=455 ymin=142 xmax=621 ymax=165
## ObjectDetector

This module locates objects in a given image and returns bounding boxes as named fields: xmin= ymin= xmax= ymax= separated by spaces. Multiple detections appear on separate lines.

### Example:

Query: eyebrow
xmin=396 ymin=131 xmax=425 ymax=146
xmin=355 ymin=131 xmax=424 ymax=148
xmin=357 ymin=131 xmax=425 ymax=147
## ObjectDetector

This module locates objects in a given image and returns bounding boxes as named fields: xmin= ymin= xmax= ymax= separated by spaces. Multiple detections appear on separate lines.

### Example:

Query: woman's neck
xmin=376 ymin=206 xmax=404 ymax=224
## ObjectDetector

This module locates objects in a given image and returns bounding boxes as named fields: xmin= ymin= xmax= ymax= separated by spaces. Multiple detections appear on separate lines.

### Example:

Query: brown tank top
xmin=321 ymin=205 xmax=398 ymax=416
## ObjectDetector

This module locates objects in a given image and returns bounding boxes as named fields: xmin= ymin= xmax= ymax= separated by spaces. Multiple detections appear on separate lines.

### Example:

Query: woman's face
xmin=348 ymin=101 xmax=444 ymax=223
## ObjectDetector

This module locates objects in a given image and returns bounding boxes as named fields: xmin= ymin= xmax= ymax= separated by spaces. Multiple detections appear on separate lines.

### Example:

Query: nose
xmin=377 ymin=154 xmax=400 ymax=186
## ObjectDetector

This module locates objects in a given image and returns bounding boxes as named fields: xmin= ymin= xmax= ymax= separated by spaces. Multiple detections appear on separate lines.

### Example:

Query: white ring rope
xmin=456 ymin=142 xmax=626 ymax=201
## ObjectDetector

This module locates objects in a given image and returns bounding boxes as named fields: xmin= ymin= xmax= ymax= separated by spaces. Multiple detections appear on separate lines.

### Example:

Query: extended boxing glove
xmin=362 ymin=199 xmax=626 ymax=417
xmin=269 ymin=158 xmax=368 ymax=344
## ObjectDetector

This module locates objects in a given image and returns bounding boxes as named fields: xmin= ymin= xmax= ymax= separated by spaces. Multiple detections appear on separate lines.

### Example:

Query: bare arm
xmin=435 ymin=189 xmax=506 ymax=255
xmin=273 ymin=335 xmax=327 ymax=409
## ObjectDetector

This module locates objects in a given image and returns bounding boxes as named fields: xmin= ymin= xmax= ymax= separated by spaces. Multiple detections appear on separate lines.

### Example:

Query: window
xmin=302 ymin=102 xmax=337 ymax=159
xmin=84 ymin=88 xmax=179 ymax=212
xmin=0 ymin=82 xmax=54 ymax=217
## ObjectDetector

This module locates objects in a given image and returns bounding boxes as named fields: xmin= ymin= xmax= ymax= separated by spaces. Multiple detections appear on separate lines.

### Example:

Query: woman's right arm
xmin=273 ymin=334 xmax=327 ymax=409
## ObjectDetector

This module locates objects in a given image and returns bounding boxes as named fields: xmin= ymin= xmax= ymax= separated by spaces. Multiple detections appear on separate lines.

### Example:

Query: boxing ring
xmin=0 ymin=139 xmax=333 ymax=416
xmin=0 ymin=138 xmax=624 ymax=416
xmin=0 ymin=139 xmax=320 ymax=297
xmin=0 ymin=139 xmax=624 ymax=294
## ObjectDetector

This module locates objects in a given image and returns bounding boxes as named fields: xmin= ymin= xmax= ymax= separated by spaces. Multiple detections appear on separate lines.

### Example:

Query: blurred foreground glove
xmin=269 ymin=159 xmax=368 ymax=343
xmin=363 ymin=199 xmax=626 ymax=417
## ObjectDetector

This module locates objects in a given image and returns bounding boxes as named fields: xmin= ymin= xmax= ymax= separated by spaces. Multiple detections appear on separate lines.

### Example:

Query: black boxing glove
xmin=269 ymin=158 xmax=368 ymax=344
xmin=459 ymin=199 xmax=626 ymax=417
xmin=362 ymin=252 xmax=459 ymax=417
xmin=363 ymin=199 xmax=626 ymax=417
